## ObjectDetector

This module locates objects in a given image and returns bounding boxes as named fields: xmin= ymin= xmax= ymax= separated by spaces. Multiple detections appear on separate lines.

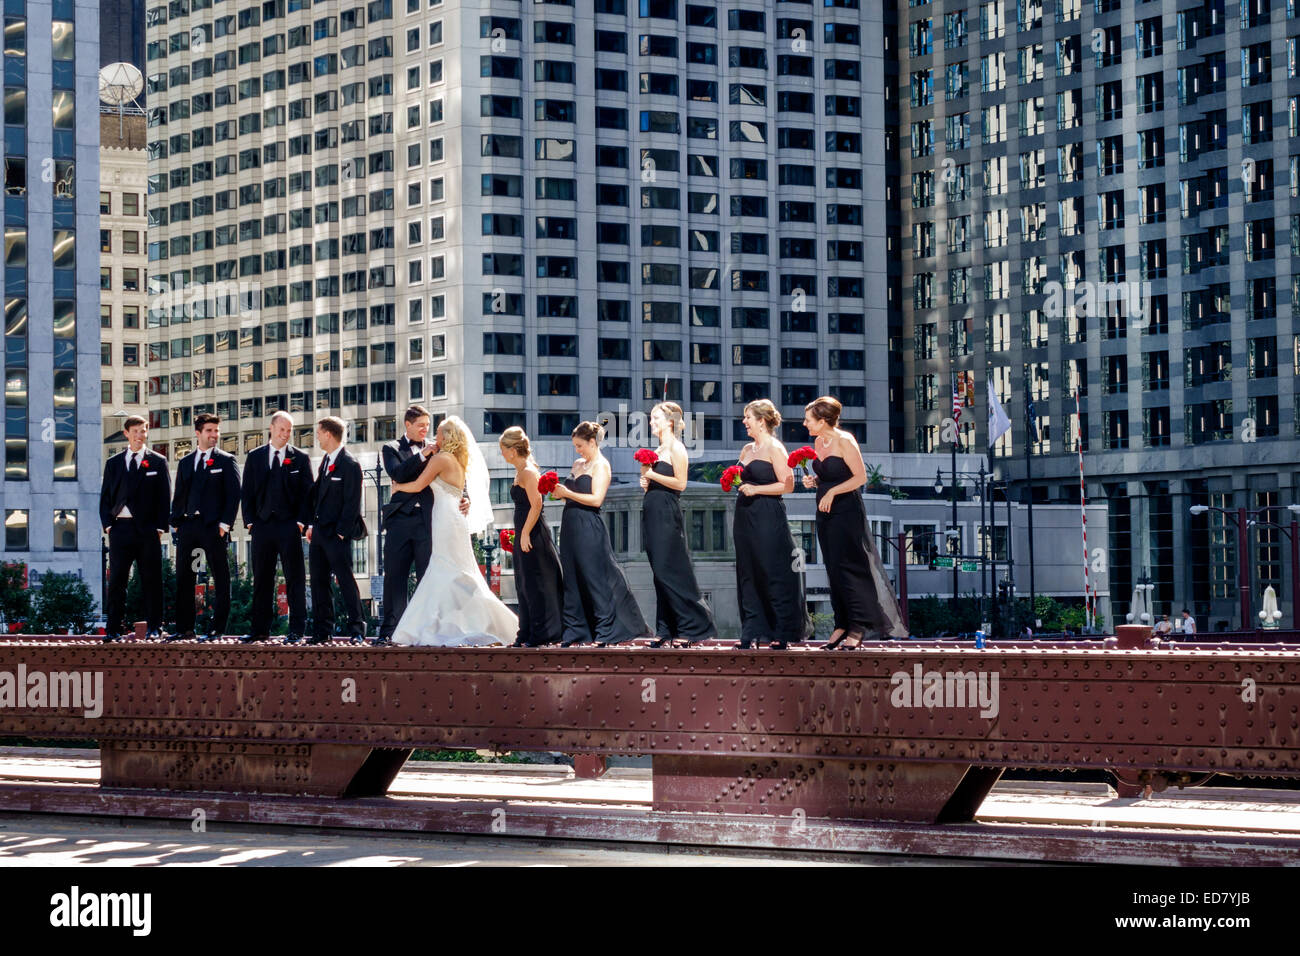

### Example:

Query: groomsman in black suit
xmin=240 ymin=411 xmax=314 ymax=643
xmin=98 ymin=415 xmax=172 ymax=642
xmin=376 ymin=405 xmax=435 ymax=645
xmin=306 ymin=416 xmax=365 ymax=644
xmin=169 ymin=413 xmax=241 ymax=641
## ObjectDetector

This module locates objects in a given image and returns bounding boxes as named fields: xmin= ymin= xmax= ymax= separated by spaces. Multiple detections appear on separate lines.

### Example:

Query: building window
xmin=52 ymin=510 xmax=77 ymax=551
xmin=4 ymin=510 xmax=28 ymax=550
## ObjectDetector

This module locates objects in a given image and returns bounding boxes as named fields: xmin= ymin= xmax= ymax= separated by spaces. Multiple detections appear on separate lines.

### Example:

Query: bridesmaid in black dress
xmin=638 ymin=402 xmax=718 ymax=646
xmin=732 ymin=399 xmax=813 ymax=649
xmin=552 ymin=420 xmax=652 ymax=646
xmin=801 ymin=396 xmax=908 ymax=647
xmin=499 ymin=426 xmax=564 ymax=646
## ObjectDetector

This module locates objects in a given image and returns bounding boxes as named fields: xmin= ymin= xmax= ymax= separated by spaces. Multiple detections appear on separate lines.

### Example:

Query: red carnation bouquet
xmin=499 ymin=528 xmax=516 ymax=554
xmin=720 ymin=464 xmax=744 ymax=492
xmin=633 ymin=448 xmax=659 ymax=467
xmin=537 ymin=470 xmax=559 ymax=497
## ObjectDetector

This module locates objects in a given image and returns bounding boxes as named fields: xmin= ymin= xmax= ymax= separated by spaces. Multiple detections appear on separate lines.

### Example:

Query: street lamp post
xmin=366 ymin=459 xmax=386 ymax=620
xmin=936 ymin=464 xmax=993 ymax=621
xmin=1189 ymin=503 xmax=1300 ymax=631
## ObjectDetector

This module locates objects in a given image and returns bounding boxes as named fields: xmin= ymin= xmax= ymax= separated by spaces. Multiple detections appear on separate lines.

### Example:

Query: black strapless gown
xmin=642 ymin=461 xmax=717 ymax=642
xmin=810 ymin=455 xmax=909 ymax=638
xmin=559 ymin=474 xmax=651 ymax=645
xmin=510 ymin=483 xmax=564 ymax=646
xmin=732 ymin=459 xmax=813 ymax=646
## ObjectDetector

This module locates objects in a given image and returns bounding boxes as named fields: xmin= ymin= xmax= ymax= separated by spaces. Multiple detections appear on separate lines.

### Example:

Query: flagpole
xmin=1024 ymin=371 xmax=1037 ymax=622
xmin=1076 ymin=390 xmax=1092 ymax=631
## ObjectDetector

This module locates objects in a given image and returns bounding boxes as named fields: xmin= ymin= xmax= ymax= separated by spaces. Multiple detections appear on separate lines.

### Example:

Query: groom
xmin=377 ymin=407 xmax=472 ymax=644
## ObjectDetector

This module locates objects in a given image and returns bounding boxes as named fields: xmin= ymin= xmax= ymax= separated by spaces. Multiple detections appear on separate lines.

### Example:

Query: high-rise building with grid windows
xmin=893 ymin=0 xmax=1300 ymax=628
xmin=0 ymin=0 xmax=103 ymax=602
xmin=142 ymin=0 xmax=892 ymax=593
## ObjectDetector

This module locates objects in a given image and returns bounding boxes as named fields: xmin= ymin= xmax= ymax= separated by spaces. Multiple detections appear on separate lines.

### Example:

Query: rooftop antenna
xmin=98 ymin=62 xmax=144 ymax=140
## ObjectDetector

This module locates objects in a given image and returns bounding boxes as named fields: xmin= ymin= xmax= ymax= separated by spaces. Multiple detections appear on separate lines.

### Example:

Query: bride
xmin=390 ymin=416 xmax=517 ymax=646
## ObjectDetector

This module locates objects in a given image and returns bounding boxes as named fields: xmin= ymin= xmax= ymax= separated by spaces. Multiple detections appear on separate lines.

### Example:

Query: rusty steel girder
xmin=0 ymin=641 xmax=1296 ymax=824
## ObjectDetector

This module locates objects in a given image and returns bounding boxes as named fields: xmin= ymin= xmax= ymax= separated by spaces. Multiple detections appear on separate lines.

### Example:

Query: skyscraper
xmin=0 ymin=0 xmax=103 ymax=602
xmin=893 ymin=0 xmax=1300 ymax=627
xmin=143 ymin=0 xmax=891 ymax=584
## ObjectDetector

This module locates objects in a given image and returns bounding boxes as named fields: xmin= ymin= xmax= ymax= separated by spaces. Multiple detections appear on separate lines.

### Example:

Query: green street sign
xmin=932 ymin=556 xmax=955 ymax=569
xmin=960 ymin=560 xmax=979 ymax=573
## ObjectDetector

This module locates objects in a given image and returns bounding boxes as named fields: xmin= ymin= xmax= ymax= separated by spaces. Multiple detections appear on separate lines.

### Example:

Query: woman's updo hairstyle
xmin=572 ymin=420 xmax=605 ymax=444
xmin=804 ymin=396 xmax=842 ymax=428
xmin=743 ymin=399 xmax=781 ymax=433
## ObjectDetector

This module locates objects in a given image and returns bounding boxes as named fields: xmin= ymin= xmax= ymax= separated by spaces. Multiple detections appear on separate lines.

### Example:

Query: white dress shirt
xmin=119 ymin=449 xmax=143 ymax=518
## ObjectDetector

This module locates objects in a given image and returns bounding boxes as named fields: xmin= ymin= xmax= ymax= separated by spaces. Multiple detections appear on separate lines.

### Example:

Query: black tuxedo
xmin=308 ymin=446 xmax=365 ymax=638
xmin=379 ymin=436 xmax=434 ymax=638
xmin=171 ymin=447 xmax=241 ymax=635
xmin=242 ymin=443 xmax=314 ymax=636
xmin=99 ymin=448 xmax=172 ymax=635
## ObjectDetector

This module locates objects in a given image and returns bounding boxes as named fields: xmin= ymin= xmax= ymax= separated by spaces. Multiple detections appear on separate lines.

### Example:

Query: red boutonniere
xmin=205 ymin=456 xmax=214 ymax=468
xmin=283 ymin=456 xmax=292 ymax=466
xmin=328 ymin=463 xmax=336 ymax=474
xmin=720 ymin=465 xmax=744 ymax=492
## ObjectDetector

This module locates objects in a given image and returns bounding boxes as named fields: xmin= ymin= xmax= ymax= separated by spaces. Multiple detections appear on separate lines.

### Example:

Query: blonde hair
xmin=499 ymin=426 xmax=533 ymax=464
xmin=744 ymin=399 xmax=781 ymax=433
xmin=438 ymin=417 xmax=470 ymax=471
xmin=651 ymin=402 xmax=685 ymax=437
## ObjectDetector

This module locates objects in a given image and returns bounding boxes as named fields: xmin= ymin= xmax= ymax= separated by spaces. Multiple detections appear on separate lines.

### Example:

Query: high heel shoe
xmin=837 ymin=627 xmax=867 ymax=650
xmin=821 ymin=628 xmax=848 ymax=650
xmin=768 ymin=639 xmax=789 ymax=650
xmin=560 ymin=636 xmax=594 ymax=648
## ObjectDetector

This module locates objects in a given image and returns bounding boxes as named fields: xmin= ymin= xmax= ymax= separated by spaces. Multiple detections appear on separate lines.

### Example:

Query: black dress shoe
xmin=102 ymin=633 xmax=124 ymax=644
xmin=146 ymin=629 xmax=164 ymax=641
xmin=199 ymin=632 xmax=220 ymax=643
xmin=304 ymin=634 xmax=331 ymax=645
xmin=348 ymin=633 xmax=365 ymax=645
xmin=239 ymin=633 xmax=270 ymax=644
xmin=167 ymin=631 xmax=195 ymax=643
xmin=283 ymin=632 xmax=302 ymax=645
xmin=370 ymin=636 xmax=394 ymax=646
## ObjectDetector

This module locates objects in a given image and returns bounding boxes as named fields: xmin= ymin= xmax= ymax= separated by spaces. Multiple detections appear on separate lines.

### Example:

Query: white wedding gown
xmin=392 ymin=476 xmax=518 ymax=646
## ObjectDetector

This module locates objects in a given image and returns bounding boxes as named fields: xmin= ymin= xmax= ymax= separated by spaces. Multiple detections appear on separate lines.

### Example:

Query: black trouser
xmin=105 ymin=520 xmax=163 ymax=634
xmin=380 ymin=512 xmax=431 ymax=638
xmin=175 ymin=521 xmax=232 ymax=635
xmin=249 ymin=518 xmax=307 ymax=635
xmin=310 ymin=530 xmax=363 ymax=638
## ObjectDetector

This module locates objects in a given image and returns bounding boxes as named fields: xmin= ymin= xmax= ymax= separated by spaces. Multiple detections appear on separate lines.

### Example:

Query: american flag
xmin=952 ymin=371 xmax=972 ymax=425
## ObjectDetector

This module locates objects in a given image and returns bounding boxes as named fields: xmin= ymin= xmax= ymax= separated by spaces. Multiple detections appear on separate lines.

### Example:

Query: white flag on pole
xmin=988 ymin=380 xmax=1011 ymax=447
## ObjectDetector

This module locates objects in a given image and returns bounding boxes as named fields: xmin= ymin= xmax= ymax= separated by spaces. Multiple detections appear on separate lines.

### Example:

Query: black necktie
xmin=319 ymin=456 xmax=329 ymax=480
xmin=272 ymin=449 xmax=282 ymax=471
xmin=128 ymin=453 xmax=138 ymax=474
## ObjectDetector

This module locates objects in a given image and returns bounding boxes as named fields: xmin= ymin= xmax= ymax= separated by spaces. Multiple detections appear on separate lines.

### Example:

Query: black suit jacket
xmin=241 ymin=443 xmax=315 ymax=528
xmin=99 ymin=449 xmax=172 ymax=532
xmin=310 ymin=447 xmax=363 ymax=540
xmin=171 ymin=448 xmax=241 ymax=528
xmin=381 ymin=437 xmax=434 ymax=520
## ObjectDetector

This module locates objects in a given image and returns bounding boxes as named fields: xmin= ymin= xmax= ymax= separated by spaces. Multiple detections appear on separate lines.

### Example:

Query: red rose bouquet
xmin=499 ymin=528 xmax=516 ymax=554
xmin=720 ymin=464 xmax=744 ymax=492
xmin=537 ymin=471 xmax=559 ymax=496
xmin=633 ymin=448 xmax=659 ymax=467
xmin=787 ymin=446 xmax=816 ymax=470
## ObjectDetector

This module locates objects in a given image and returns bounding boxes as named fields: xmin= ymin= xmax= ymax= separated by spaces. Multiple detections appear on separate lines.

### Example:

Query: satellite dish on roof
xmin=99 ymin=63 xmax=144 ymax=138
xmin=99 ymin=62 xmax=144 ymax=106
